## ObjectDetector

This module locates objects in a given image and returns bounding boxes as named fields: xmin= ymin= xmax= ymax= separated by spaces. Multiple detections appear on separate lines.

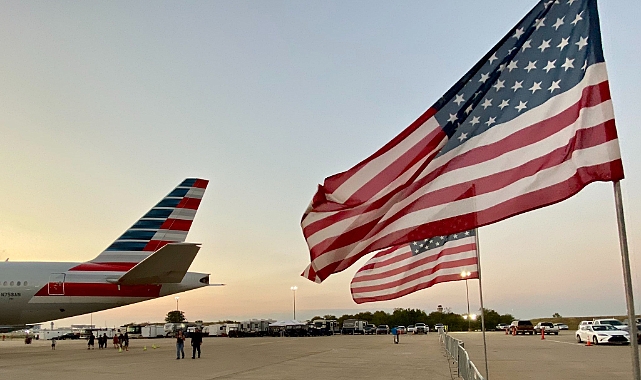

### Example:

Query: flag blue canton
xmin=409 ymin=230 xmax=476 ymax=256
xmin=433 ymin=0 xmax=604 ymax=156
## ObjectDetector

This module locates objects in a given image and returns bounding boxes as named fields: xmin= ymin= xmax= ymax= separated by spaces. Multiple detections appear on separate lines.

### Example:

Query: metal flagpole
xmin=475 ymin=228 xmax=490 ymax=380
xmin=613 ymin=181 xmax=640 ymax=380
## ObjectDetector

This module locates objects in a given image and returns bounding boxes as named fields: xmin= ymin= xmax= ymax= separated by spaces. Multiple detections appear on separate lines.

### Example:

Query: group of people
xmin=86 ymin=330 xmax=129 ymax=351
xmin=175 ymin=328 xmax=203 ymax=360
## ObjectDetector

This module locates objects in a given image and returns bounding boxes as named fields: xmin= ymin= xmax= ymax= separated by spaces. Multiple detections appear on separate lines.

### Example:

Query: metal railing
xmin=439 ymin=330 xmax=485 ymax=380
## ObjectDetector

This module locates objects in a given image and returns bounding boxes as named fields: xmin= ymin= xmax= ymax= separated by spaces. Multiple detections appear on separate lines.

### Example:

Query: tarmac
xmin=0 ymin=334 xmax=452 ymax=380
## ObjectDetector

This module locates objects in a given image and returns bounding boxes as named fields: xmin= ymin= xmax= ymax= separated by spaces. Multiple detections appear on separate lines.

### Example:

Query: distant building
xmin=437 ymin=305 xmax=443 ymax=313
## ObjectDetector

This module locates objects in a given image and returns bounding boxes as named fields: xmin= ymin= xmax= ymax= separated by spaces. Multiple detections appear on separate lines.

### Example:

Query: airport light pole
xmin=461 ymin=271 xmax=472 ymax=331
xmin=290 ymin=286 xmax=298 ymax=320
xmin=175 ymin=296 xmax=180 ymax=311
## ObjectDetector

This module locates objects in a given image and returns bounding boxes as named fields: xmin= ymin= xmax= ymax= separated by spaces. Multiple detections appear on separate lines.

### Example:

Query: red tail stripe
xmin=193 ymin=179 xmax=209 ymax=189
xmin=35 ymin=283 xmax=161 ymax=297
xmin=69 ymin=262 xmax=138 ymax=272
xmin=177 ymin=197 xmax=201 ymax=210
xmin=160 ymin=219 xmax=193 ymax=231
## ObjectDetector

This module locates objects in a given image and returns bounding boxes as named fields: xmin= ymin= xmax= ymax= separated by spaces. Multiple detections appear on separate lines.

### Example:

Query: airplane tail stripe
xmin=69 ymin=262 xmax=138 ymax=272
xmin=90 ymin=178 xmax=208 ymax=263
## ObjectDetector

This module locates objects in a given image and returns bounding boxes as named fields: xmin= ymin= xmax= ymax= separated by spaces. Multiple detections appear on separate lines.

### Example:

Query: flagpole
xmin=475 ymin=228 xmax=489 ymax=380
xmin=613 ymin=181 xmax=640 ymax=380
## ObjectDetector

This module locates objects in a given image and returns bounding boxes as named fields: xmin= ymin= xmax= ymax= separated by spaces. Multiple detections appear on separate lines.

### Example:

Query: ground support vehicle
xmin=510 ymin=320 xmax=534 ymax=335
xmin=534 ymin=322 xmax=559 ymax=335
xmin=341 ymin=319 xmax=367 ymax=335
xmin=235 ymin=319 xmax=276 ymax=337
xmin=141 ymin=325 xmax=165 ymax=338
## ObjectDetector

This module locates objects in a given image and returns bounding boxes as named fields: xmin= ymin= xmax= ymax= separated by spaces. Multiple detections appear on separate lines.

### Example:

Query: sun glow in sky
xmin=1 ymin=0 xmax=640 ymax=327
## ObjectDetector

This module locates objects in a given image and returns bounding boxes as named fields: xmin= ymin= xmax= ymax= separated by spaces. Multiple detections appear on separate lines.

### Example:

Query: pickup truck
xmin=510 ymin=320 xmax=534 ymax=335
xmin=534 ymin=322 xmax=559 ymax=335
xmin=364 ymin=324 xmax=377 ymax=335
xmin=415 ymin=323 xmax=428 ymax=334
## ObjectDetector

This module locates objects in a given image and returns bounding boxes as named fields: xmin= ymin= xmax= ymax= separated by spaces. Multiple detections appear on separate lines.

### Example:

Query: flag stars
xmin=581 ymin=60 xmax=587 ymax=71
xmin=498 ymin=63 xmax=507 ymax=72
xmin=454 ymin=94 xmax=465 ymax=105
xmin=479 ymin=72 xmax=490 ymax=83
xmin=469 ymin=116 xmax=480 ymax=126
xmin=568 ymin=0 xmax=578 ymax=5
xmin=485 ymin=117 xmax=496 ymax=126
xmin=465 ymin=105 xmax=474 ymax=114
xmin=571 ymin=11 xmax=584 ymax=26
xmin=515 ymin=101 xmax=528 ymax=112
xmin=521 ymin=39 xmax=532 ymax=52
xmin=538 ymin=39 xmax=551 ymax=52
xmin=511 ymin=80 xmax=523 ymax=92
xmin=481 ymin=98 xmax=493 ymax=109
xmin=488 ymin=53 xmax=498 ymax=64
xmin=513 ymin=27 xmax=525 ymax=39
xmin=447 ymin=113 xmax=458 ymax=123
xmin=492 ymin=79 xmax=505 ymax=92
xmin=498 ymin=99 xmax=510 ymax=110
xmin=552 ymin=17 xmax=565 ymax=30
xmin=557 ymin=37 xmax=570 ymax=51
xmin=543 ymin=60 xmax=556 ymax=73
xmin=507 ymin=60 xmax=518 ymax=72
xmin=561 ymin=57 xmax=575 ymax=71
xmin=534 ymin=17 xmax=545 ymax=30
xmin=458 ymin=132 xmax=468 ymax=142
xmin=548 ymin=80 xmax=561 ymax=93
xmin=576 ymin=36 xmax=588 ymax=50
xmin=524 ymin=61 xmax=538 ymax=72
xmin=529 ymin=81 xmax=542 ymax=94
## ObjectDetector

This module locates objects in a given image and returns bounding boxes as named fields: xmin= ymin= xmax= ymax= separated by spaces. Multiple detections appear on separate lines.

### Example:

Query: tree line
xmin=310 ymin=308 xmax=515 ymax=331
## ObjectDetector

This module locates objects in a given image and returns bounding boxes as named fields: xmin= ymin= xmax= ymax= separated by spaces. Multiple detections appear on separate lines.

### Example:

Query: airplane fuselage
xmin=0 ymin=261 xmax=209 ymax=325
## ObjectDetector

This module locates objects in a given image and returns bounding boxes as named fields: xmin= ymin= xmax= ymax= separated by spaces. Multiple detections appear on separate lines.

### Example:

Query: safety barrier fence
xmin=439 ymin=330 xmax=485 ymax=380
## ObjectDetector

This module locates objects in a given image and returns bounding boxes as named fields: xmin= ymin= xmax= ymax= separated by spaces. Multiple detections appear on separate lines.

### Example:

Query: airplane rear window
xmin=16 ymin=281 xmax=20 ymax=286
xmin=10 ymin=281 xmax=14 ymax=286
xmin=24 ymin=281 xmax=28 ymax=286
xmin=2 ymin=281 xmax=6 ymax=286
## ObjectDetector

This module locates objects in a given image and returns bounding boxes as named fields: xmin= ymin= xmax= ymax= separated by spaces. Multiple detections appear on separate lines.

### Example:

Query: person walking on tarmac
xmin=391 ymin=327 xmax=399 ymax=344
xmin=191 ymin=328 xmax=203 ymax=359
xmin=176 ymin=330 xmax=186 ymax=359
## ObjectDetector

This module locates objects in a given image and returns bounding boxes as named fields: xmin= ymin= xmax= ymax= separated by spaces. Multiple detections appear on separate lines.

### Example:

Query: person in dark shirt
xmin=191 ymin=328 xmax=203 ymax=359
xmin=87 ymin=332 xmax=95 ymax=350
xmin=123 ymin=332 xmax=129 ymax=351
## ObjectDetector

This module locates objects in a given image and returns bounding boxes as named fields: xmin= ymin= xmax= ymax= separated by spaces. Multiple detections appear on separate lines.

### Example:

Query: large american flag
xmin=351 ymin=231 xmax=478 ymax=304
xmin=301 ymin=0 xmax=623 ymax=283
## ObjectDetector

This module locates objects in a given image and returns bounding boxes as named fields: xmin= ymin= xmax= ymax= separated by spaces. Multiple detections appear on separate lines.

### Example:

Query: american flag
xmin=351 ymin=231 xmax=478 ymax=304
xmin=301 ymin=0 xmax=623 ymax=283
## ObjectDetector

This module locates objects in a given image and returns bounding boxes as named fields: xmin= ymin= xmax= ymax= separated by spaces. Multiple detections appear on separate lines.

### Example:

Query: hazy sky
xmin=1 ymin=0 xmax=640 ymax=328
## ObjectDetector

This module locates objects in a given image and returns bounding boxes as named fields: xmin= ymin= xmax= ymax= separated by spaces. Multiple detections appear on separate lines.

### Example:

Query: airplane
xmin=0 ymin=178 xmax=217 ymax=328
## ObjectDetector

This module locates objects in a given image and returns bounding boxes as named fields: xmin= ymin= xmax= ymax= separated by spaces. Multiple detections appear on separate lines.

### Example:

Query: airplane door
xmin=48 ymin=273 xmax=65 ymax=295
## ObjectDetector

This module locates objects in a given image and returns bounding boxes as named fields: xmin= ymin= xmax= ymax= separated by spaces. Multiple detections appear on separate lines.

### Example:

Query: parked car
xmin=415 ymin=323 xmax=428 ymax=334
xmin=509 ymin=320 xmax=534 ymax=335
xmin=364 ymin=324 xmax=377 ymax=335
xmin=593 ymin=319 xmax=628 ymax=331
xmin=576 ymin=324 xmax=630 ymax=345
xmin=396 ymin=326 xmax=406 ymax=334
xmin=376 ymin=325 xmax=390 ymax=335
xmin=407 ymin=325 xmax=416 ymax=334
xmin=534 ymin=322 xmax=559 ymax=335
xmin=553 ymin=323 xmax=569 ymax=330
xmin=495 ymin=323 xmax=509 ymax=331
xmin=433 ymin=323 xmax=444 ymax=332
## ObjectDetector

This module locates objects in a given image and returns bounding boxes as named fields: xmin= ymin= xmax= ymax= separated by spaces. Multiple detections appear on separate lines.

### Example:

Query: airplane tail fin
xmin=91 ymin=178 xmax=208 ymax=264
xmin=115 ymin=243 xmax=201 ymax=285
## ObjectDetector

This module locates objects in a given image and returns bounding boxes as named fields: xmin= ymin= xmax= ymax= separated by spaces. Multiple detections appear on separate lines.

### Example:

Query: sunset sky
xmin=1 ymin=0 xmax=640 ymax=328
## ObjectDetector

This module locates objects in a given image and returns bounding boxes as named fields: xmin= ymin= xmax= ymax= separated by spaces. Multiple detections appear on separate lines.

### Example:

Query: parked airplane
xmin=0 ymin=178 xmax=215 ymax=328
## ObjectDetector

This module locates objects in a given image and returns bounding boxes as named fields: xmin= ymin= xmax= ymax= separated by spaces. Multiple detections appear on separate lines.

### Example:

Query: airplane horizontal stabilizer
xmin=116 ymin=243 xmax=200 ymax=285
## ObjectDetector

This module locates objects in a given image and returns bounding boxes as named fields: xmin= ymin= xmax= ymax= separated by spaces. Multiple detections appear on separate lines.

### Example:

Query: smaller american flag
xmin=350 ymin=230 xmax=478 ymax=304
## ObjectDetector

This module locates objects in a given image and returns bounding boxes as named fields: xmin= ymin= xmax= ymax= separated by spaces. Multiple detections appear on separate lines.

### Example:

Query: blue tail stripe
xmin=167 ymin=188 xmax=190 ymax=198
xmin=105 ymin=241 xmax=149 ymax=251
xmin=132 ymin=220 xmax=165 ymax=229
xmin=143 ymin=209 xmax=173 ymax=219
xmin=180 ymin=179 xmax=197 ymax=187
xmin=155 ymin=198 xmax=182 ymax=208
xmin=119 ymin=230 xmax=157 ymax=240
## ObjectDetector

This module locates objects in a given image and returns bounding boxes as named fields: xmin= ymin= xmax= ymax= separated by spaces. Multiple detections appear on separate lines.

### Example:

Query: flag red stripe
xmin=352 ymin=272 xmax=478 ymax=304
xmin=308 ymin=118 xmax=618 ymax=267
xmin=35 ymin=283 xmax=161 ymax=297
